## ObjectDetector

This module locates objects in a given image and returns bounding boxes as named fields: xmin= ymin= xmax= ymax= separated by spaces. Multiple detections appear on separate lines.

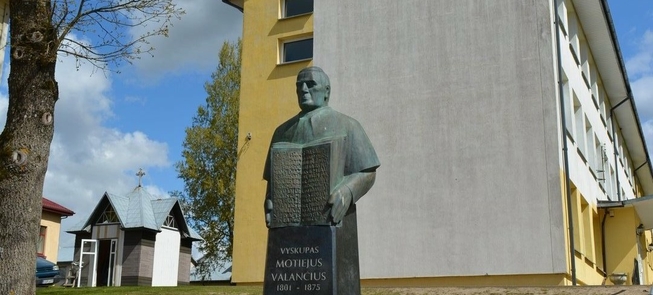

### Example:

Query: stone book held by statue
xmin=269 ymin=136 xmax=345 ymax=228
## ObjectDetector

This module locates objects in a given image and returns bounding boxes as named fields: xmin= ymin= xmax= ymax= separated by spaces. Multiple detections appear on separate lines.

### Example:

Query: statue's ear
xmin=325 ymin=85 xmax=331 ymax=101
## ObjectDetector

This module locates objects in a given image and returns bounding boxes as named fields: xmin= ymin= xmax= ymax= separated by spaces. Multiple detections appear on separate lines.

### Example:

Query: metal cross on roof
xmin=136 ymin=168 xmax=145 ymax=187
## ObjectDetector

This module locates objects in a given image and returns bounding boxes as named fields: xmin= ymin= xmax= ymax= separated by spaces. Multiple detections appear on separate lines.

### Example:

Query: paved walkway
xmin=363 ymin=286 xmax=652 ymax=294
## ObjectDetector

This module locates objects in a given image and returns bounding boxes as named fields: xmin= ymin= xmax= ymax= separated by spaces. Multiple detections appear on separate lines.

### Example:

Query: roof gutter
xmin=221 ymin=0 xmax=243 ymax=12
xmin=600 ymin=0 xmax=653 ymax=194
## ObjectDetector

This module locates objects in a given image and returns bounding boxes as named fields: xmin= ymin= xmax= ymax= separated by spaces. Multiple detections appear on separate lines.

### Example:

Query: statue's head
xmin=296 ymin=66 xmax=330 ymax=112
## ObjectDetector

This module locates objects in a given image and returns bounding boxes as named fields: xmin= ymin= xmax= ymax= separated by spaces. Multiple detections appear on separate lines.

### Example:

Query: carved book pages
xmin=269 ymin=136 xmax=345 ymax=228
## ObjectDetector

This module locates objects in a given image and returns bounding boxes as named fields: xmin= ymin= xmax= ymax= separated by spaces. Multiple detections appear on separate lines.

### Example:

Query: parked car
xmin=36 ymin=256 xmax=60 ymax=286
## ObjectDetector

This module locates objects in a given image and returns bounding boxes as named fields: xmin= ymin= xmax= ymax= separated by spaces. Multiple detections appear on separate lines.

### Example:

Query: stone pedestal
xmin=263 ymin=208 xmax=360 ymax=295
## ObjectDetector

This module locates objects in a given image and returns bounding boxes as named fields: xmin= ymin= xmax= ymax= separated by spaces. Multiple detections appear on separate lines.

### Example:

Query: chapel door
xmin=96 ymin=239 xmax=118 ymax=286
xmin=77 ymin=239 xmax=98 ymax=287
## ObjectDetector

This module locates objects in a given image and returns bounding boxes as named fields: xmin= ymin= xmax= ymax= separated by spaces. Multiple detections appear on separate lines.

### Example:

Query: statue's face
xmin=296 ymin=71 xmax=329 ymax=112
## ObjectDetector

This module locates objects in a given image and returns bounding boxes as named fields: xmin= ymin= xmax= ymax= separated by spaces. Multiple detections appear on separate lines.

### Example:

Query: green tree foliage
xmin=175 ymin=39 xmax=241 ymax=280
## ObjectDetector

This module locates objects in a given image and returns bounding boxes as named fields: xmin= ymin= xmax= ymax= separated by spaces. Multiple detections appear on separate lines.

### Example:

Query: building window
xmin=281 ymin=37 xmax=313 ymax=63
xmin=282 ymin=0 xmax=313 ymax=18
xmin=562 ymin=72 xmax=572 ymax=134
xmin=573 ymin=94 xmax=584 ymax=151
xmin=598 ymin=85 xmax=607 ymax=121
xmin=97 ymin=205 xmax=119 ymax=224
xmin=594 ymin=135 xmax=604 ymax=176
xmin=556 ymin=0 xmax=568 ymax=36
xmin=164 ymin=214 xmax=177 ymax=228
xmin=37 ymin=226 xmax=46 ymax=256
xmin=585 ymin=119 xmax=593 ymax=166
xmin=567 ymin=8 xmax=580 ymax=65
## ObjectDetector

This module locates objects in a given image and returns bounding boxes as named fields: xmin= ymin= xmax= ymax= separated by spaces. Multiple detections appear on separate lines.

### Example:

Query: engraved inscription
xmin=264 ymin=226 xmax=334 ymax=295
xmin=301 ymin=144 xmax=330 ymax=224
xmin=269 ymin=139 xmax=339 ymax=227
xmin=271 ymin=149 xmax=303 ymax=226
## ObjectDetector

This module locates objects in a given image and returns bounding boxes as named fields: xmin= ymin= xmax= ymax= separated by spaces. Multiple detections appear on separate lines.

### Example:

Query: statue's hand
xmin=264 ymin=198 xmax=273 ymax=227
xmin=328 ymin=185 xmax=352 ymax=224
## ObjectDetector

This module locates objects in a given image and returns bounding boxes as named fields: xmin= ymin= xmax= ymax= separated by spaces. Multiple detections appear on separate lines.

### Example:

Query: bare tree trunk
xmin=0 ymin=0 xmax=57 ymax=294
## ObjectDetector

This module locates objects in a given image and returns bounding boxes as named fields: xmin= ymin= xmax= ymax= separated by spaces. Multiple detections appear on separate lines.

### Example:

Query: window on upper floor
xmin=584 ymin=117 xmax=593 ymax=164
xmin=281 ymin=37 xmax=313 ymax=63
xmin=580 ymin=37 xmax=590 ymax=89
xmin=282 ymin=0 xmax=313 ymax=18
xmin=562 ymin=72 xmax=572 ymax=134
xmin=607 ymin=166 xmax=615 ymax=200
xmin=567 ymin=8 xmax=580 ymax=65
xmin=556 ymin=0 xmax=568 ymax=36
xmin=573 ymin=94 xmax=584 ymax=151
xmin=598 ymin=85 xmax=607 ymax=122
xmin=37 ymin=226 xmax=46 ymax=256
xmin=594 ymin=135 xmax=603 ymax=175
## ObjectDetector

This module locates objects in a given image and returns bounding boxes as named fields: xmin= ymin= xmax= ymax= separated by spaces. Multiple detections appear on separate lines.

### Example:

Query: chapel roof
xmin=67 ymin=185 xmax=201 ymax=241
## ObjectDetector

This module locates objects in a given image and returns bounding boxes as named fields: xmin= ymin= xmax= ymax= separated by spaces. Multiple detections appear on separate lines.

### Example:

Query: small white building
xmin=67 ymin=185 xmax=202 ymax=287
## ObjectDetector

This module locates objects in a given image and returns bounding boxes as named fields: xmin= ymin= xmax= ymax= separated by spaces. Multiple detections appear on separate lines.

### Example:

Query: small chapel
xmin=67 ymin=169 xmax=201 ymax=287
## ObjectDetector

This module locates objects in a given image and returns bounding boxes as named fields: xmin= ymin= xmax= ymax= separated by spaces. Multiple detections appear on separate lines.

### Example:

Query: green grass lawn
xmin=35 ymin=286 xmax=408 ymax=295
xmin=36 ymin=285 xmax=264 ymax=295
xmin=35 ymin=285 xmax=652 ymax=295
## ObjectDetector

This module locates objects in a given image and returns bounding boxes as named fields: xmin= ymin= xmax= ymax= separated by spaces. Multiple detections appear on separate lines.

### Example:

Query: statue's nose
xmin=300 ymin=83 xmax=309 ymax=92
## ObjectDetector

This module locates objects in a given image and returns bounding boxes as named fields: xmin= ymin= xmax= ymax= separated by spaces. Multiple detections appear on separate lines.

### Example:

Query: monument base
xmin=263 ymin=207 xmax=360 ymax=295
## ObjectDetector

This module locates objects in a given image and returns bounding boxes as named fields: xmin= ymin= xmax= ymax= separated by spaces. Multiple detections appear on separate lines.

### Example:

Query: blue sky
xmin=0 ymin=1 xmax=651 ymax=264
xmin=0 ymin=0 xmax=243 ymax=262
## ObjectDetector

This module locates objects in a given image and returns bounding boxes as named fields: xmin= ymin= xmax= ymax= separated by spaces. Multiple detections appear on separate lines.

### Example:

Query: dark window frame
xmin=281 ymin=37 xmax=313 ymax=63
xmin=282 ymin=0 xmax=314 ymax=18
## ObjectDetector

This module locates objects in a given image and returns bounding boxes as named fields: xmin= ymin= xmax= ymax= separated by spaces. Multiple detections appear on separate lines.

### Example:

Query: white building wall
xmin=557 ymin=0 xmax=640 ymax=205
xmin=315 ymin=0 xmax=566 ymax=279
xmin=151 ymin=228 xmax=180 ymax=286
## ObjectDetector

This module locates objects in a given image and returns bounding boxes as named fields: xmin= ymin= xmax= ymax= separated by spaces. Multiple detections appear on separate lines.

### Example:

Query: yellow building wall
xmin=40 ymin=211 xmax=62 ymax=262
xmin=558 ymin=171 xmax=653 ymax=286
xmin=642 ymin=230 xmax=653 ymax=284
xmin=231 ymin=0 xmax=313 ymax=284
xmin=604 ymin=206 xmax=648 ymax=285
xmin=570 ymin=188 xmax=605 ymax=285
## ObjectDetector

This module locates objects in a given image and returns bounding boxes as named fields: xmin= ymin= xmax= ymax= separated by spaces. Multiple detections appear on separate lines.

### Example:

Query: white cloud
xmin=0 ymin=37 xmax=172 ymax=261
xmin=626 ymin=30 xmax=653 ymax=78
xmin=644 ymin=120 xmax=653 ymax=161
xmin=124 ymin=95 xmax=147 ymax=105
xmin=626 ymin=51 xmax=652 ymax=77
xmin=129 ymin=0 xmax=242 ymax=79
xmin=631 ymin=75 xmax=653 ymax=120
xmin=627 ymin=29 xmax=653 ymax=159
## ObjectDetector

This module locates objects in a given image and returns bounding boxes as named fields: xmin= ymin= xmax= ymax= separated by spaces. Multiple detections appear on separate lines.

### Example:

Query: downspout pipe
xmin=601 ymin=209 xmax=609 ymax=283
xmin=554 ymin=1 xmax=577 ymax=286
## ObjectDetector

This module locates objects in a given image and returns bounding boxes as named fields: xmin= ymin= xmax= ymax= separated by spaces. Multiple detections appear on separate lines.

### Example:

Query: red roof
xmin=42 ymin=197 xmax=74 ymax=216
